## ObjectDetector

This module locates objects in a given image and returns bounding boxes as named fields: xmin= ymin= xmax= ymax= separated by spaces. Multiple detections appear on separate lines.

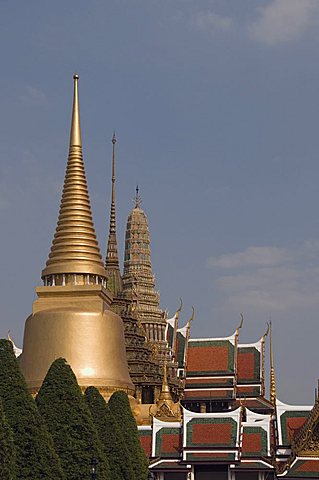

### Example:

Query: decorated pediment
xmin=292 ymin=398 xmax=319 ymax=457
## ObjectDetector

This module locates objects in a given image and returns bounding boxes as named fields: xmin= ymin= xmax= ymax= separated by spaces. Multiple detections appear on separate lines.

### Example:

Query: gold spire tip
xmin=69 ymin=73 xmax=82 ymax=147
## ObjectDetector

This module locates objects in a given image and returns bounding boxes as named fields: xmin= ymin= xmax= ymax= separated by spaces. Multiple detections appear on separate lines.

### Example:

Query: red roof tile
xmin=286 ymin=459 xmax=319 ymax=477
xmin=161 ymin=433 xmax=181 ymax=455
xmin=186 ymin=452 xmax=236 ymax=461
xmin=188 ymin=346 xmax=229 ymax=373
xmin=193 ymin=423 xmax=232 ymax=445
xmin=237 ymin=347 xmax=260 ymax=383
xmin=187 ymin=418 xmax=238 ymax=447
xmin=186 ymin=377 xmax=233 ymax=387
xmin=187 ymin=340 xmax=235 ymax=375
xmin=140 ymin=434 xmax=152 ymax=457
xmin=237 ymin=386 xmax=261 ymax=397
xmin=184 ymin=389 xmax=233 ymax=400
xmin=242 ymin=433 xmax=262 ymax=454
xmin=155 ymin=428 xmax=181 ymax=458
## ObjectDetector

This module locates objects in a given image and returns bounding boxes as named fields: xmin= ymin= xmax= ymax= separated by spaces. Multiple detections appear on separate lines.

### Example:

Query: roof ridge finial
xmin=269 ymin=320 xmax=277 ymax=406
xmin=135 ymin=184 xmax=142 ymax=208
xmin=176 ymin=298 xmax=183 ymax=320
xmin=187 ymin=306 xmax=195 ymax=328
xmin=236 ymin=313 xmax=244 ymax=336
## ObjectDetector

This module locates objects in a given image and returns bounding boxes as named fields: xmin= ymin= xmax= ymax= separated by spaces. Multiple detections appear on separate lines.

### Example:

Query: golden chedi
xmin=19 ymin=75 xmax=134 ymax=398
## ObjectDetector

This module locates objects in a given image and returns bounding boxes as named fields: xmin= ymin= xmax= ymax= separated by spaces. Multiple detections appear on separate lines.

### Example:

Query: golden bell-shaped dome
xmin=20 ymin=286 xmax=134 ymax=395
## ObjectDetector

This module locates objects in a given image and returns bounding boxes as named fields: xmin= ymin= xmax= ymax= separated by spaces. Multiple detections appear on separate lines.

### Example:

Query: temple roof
xmin=237 ymin=343 xmax=262 ymax=385
xmin=186 ymin=336 xmax=236 ymax=377
xmin=277 ymin=400 xmax=312 ymax=446
xmin=183 ymin=406 xmax=241 ymax=450
xmin=278 ymin=458 xmax=319 ymax=478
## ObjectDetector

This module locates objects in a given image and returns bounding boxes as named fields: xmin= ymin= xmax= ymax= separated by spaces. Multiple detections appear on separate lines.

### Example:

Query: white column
xmin=228 ymin=468 xmax=236 ymax=480
xmin=188 ymin=468 xmax=195 ymax=480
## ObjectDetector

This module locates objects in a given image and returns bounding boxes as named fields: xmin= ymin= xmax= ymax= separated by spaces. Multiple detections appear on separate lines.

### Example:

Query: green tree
xmin=0 ymin=339 xmax=64 ymax=480
xmin=0 ymin=399 xmax=16 ymax=480
xmin=85 ymin=386 xmax=135 ymax=480
xmin=36 ymin=358 xmax=110 ymax=480
xmin=108 ymin=390 xmax=149 ymax=480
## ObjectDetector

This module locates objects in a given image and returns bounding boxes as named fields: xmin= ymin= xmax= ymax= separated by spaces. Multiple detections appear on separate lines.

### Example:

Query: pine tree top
xmin=85 ymin=387 xmax=135 ymax=480
xmin=37 ymin=358 xmax=110 ymax=480
xmin=0 ymin=339 xmax=65 ymax=480
xmin=108 ymin=390 xmax=149 ymax=480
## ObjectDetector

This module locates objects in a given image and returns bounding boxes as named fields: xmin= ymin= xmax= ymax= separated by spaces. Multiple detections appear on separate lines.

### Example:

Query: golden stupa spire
xmin=269 ymin=321 xmax=277 ymax=406
xmin=42 ymin=74 xmax=105 ymax=281
xmin=105 ymin=132 xmax=122 ymax=295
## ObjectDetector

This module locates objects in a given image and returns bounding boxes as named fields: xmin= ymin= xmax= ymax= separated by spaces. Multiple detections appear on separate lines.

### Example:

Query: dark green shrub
xmin=85 ymin=386 xmax=135 ymax=480
xmin=36 ymin=358 xmax=110 ymax=480
xmin=0 ymin=339 xmax=64 ymax=480
xmin=109 ymin=390 xmax=148 ymax=480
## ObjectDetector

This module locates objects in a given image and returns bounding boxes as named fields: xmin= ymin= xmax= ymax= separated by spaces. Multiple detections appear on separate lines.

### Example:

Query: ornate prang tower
xmin=19 ymin=75 xmax=134 ymax=399
xmin=122 ymin=188 xmax=170 ymax=359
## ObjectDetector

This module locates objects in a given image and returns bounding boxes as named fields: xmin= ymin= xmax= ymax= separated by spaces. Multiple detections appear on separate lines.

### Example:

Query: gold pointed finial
xmin=269 ymin=321 xmax=277 ymax=406
xmin=42 ymin=75 xmax=105 ymax=280
xmin=70 ymin=74 xmax=82 ymax=147
xmin=159 ymin=361 xmax=173 ymax=402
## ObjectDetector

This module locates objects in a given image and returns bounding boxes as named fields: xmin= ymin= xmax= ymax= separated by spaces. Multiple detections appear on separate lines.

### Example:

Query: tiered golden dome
xmin=42 ymin=75 xmax=105 ymax=280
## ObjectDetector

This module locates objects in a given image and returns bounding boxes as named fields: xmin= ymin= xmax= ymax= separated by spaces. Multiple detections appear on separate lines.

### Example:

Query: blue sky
xmin=1 ymin=0 xmax=319 ymax=403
